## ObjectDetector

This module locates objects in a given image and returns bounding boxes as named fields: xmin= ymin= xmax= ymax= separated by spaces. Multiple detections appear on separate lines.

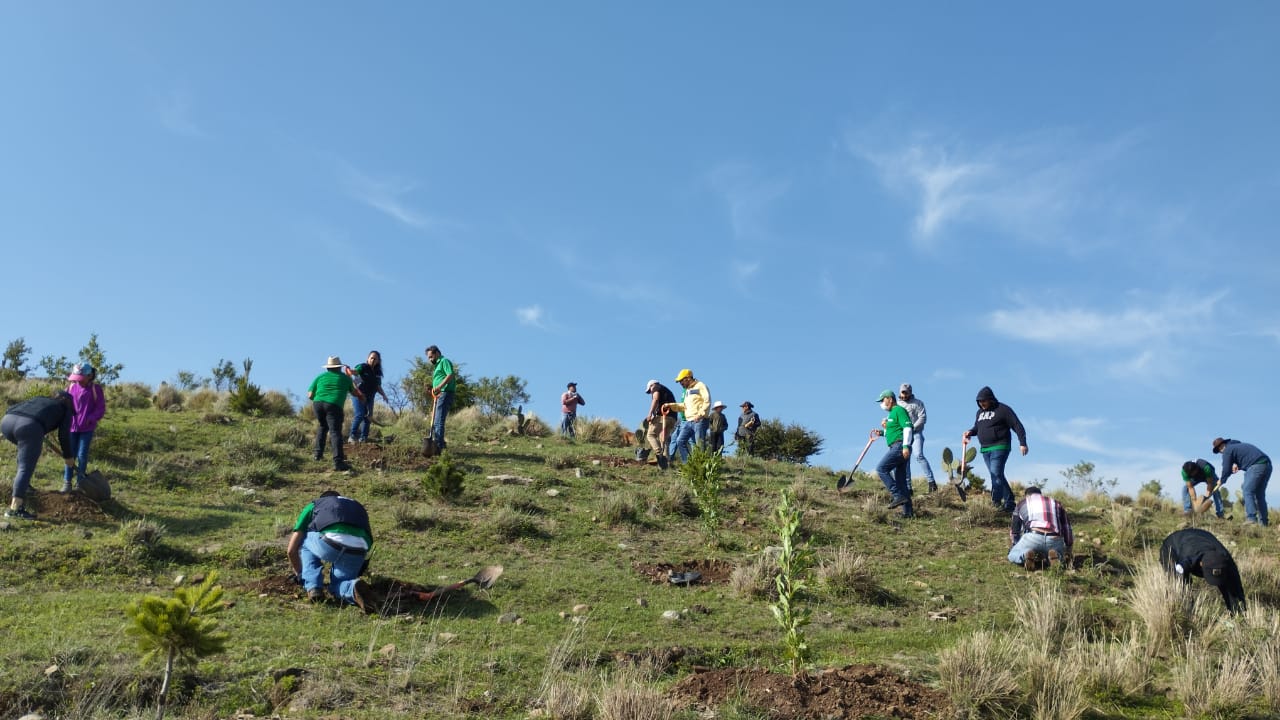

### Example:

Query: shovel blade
xmin=836 ymin=474 xmax=852 ymax=492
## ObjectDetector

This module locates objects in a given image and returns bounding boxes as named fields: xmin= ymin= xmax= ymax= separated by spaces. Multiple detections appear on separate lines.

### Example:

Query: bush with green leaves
xmin=1061 ymin=460 xmax=1117 ymax=496
xmin=1 ymin=337 xmax=31 ymax=380
xmin=680 ymin=444 xmax=725 ymax=544
xmin=422 ymin=450 xmax=465 ymax=500
xmin=746 ymin=419 xmax=823 ymax=464
xmin=400 ymin=355 xmax=474 ymax=414
xmin=472 ymin=374 xmax=530 ymax=418
xmin=124 ymin=573 xmax=228 ymax=720
xmin=227 ymin=359 xmax=265 ymax=416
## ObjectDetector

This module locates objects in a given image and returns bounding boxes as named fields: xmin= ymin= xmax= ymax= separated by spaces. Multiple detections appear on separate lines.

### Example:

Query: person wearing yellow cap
xmin=663 ymin=369 xmax=711 ymax=463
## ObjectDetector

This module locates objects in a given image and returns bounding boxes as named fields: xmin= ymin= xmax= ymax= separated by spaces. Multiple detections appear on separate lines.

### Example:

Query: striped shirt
xmin=1010 ymin=493 xmax=1073 ymax=548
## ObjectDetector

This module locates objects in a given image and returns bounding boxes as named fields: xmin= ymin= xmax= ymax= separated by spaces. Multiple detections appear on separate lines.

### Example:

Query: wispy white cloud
xmin=515 ymin=305 xmax=546 ymax=329
xmin=340 ymin=164 xmax=446 ymax=231
xmin=731 ymin=260 xmax=760 ymax=284
xmin=705 ymin=162 xmax=790 ymax=242
xmin=985 ymin=291 xmax=1225 ymax=381
xmin=156 ymin=89 xmax=207 ymax=139
xmin=1033 ymin=417 xmax=1107 ymax=454
xmin=848 ymin=129 xmax=1135 ymax=250
xmin=305 ymin=222 xmax=391 ymax=283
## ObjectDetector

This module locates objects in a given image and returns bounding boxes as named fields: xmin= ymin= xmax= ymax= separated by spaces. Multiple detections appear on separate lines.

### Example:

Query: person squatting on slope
xmin=872 ymin=389 xmax=914 ymax=519
xmin=560 ymin=382 xmax=585 ymax=439
xmin=1 ymin=392 xmax=76 ymax=520
xmin=897 ymin=383 xmax=937 ymax=493
xmin=287 ymin=490 xmax=374 ymax=611
xmin=964 ymin=386 xmax=1028 ymax=514
xmin=425 ymin=345 xmax=456 ymax=453
xmin=347 ymin=351 xmax=389 ymax=444
xmin=707 ymin=401 xmax=728 ymax=454
xmin=734 ymin=401 xmax=760 ymax=455
xmin=639 ymin=379 xmax=677 ymax=470
xmin=664 ymin=369 xmax=711 ymax=463
xmin=1008 ymin=486 xmax=1073 ymax=570
xmin=1213 ymin=437 xmax=1271 ymax=526
xmin=1181 ymin=458 xmax=1226 ymax=519
xmin=1160 ymin=527 xmax=1246 ymax=613
xmin=64 ymin=363 xmax=106 ymax=494
xmin=308 ymin=356 xmax=364 ymax=472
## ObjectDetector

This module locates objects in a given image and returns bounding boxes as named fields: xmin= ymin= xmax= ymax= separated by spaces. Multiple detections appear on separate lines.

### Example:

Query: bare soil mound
xmin=243 ymin=572 xmax=492 ymax=616
xmin=583 ymin=454 xmax=636 ymax=468
xmin=344 ymin=441 xmax=434 ymax=472
xmin=670 ymin=665 xmax=951 ymax=720
xmin=29 ymin=490 xmax=114 ymax=523
xmin=634 ymin=559 xmax=734 ymax=585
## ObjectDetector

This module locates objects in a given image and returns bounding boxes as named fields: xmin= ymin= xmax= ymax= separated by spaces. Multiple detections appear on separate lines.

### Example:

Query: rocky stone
xmin=378 ymin=643 xmax=396 ymax=658
xmin=661 ymin=610 xmax=683 ymax=621
xmin=497 ymin=612 xmax=521 ymax=624
xmin=437 ymin=632 xmax=457 ymax=643
xmin=572 ymin=603 xmax=591 ymax=614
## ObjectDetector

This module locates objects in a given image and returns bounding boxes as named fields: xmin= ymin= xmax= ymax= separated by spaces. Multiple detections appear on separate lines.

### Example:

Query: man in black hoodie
xmin=963 ymin=386 xmax=1028 ymax=513
xmin=1160 ymin=528 xmax=1246 ymax=613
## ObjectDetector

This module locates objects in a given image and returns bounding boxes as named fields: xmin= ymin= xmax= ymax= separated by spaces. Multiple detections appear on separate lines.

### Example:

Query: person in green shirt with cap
xmin=872 ymin=389 xmax=914 ymax=518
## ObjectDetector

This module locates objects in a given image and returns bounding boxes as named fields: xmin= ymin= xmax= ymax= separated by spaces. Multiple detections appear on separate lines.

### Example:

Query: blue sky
xmin=4 ymin=4 xmax=1278 ymax=502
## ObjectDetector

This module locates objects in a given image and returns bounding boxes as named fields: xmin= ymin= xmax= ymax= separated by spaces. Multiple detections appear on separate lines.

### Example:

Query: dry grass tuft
xmin=597 ymin=491 xmax=642 ymax=526
xmin=1127 ymin=555 xmax=1208 ymax=657
xmin=575 ymin=416 xmax=631 ymax=447
xmin=955 ymin=498 xmax=1006 ymax=529
xmin=730 ymin=551 xmax=779 ymax=599
xmin=152 ymin=383 xmax=183 ymax=411
xmin=817 ymin=544 xmax=880 ymax=599
xmin=1076 ymin=630 xmax=1150 ymax=696
xmin=1023 ymin=649 xmax=1090 ymax=720
xmin=1170 ymin=639 xmax=1255 ymax=719
xmin=595 ymin=663 xmax=673 ymax=720
xmin=1108 ymin=504 xmax=1147 ymax=549
xmin=1236 ymin=550 xmax=1280 ymax=606
xmin=1014 ymin=583 xmax=1081 ymax=654
xmin=537 ymin=621 xmax=595 ymax=720
xmin=937 ymin=630 xmax=1022 ymax=719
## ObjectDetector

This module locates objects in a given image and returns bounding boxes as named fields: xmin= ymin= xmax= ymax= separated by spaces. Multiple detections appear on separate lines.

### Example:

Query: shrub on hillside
xmin=108 ymin=382 xmax=153 ymax=409
xmin=746 ymin=419 xmax=823 ymax=464
xmin=422 ymin=450 xmax=465 ymax=501
xmin=259 ymin=390 xmax=294 ymax=418
xmin=186 ymin=389 xmax=222 ymax=412
xmin=575 ymin=417 xmax=629 ymax=447
xmin=153 ymin=383 xmax=183 ymax=411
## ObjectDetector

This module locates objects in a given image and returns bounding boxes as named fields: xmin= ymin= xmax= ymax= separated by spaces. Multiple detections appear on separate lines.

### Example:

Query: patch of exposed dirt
xmin=669 ymin=665 xmax=951 ymax=720
xmin=28 ymin=490 xmax=114 ymax=523
xmin=242 ymin=573 xmax=493 ymax=616
xmin=634 ymin=559 xmax=735 ymax=585
xmin=343 ymin=441 xmax=434 ymax=472
xmin=582 ymin=454 xmax=636 ymax=468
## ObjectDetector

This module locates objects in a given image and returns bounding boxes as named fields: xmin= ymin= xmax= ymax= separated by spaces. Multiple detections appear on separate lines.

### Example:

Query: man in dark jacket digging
xmin=963 ymin=386 xmax=1028 ymax=514
xmin=287 ymin=491 xmax=375 ymax=612
xmin=2 ymin=392 xmax=76 ymax=520
xmin=1160 ymin=527 xmax=1247 ymax=613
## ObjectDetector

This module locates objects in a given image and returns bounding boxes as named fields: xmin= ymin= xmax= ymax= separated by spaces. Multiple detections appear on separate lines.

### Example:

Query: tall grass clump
xmin=537 ymin=621 xmax=594 ymax=720
xmin=1170 ymin=639 xmax=1254 ymax=719
xmin=1108 ymin=504 xmax=1147 ymax=549
xmin=185 ymin=389 xmax=223 ymax=412
xmin=1023 ymin=651 xmax=1089 ymax=720
xmin=574 ymin=416 xmax=629 ymax=446
xmin=730 ymin=550 xmax=779 ymax=600
xmin=595 ymin=664 xmax=673 ymax=720
xmin=937 ymin=630 xmax=1022 ymax=718
xmin=816 ymin=544 xmax=880 ymax=600
xmin=1013 ymin=583 xmax=1081 ymax=655
xmin=597 ymin=490 xmax=641 ymax=527
xmin=1127 ymin=556 xmax=1195 ymax=657
xmin=152 ymin=384 xmax=183 ymax=411
xmin=770 ymin=488 xmax=812 ymax=677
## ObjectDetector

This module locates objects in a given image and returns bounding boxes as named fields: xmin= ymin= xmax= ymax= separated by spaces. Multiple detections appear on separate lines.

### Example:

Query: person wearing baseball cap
xmin=1160 ymin=527 xmax=1246 ymax=613
xmin=897 ymin=383 xmax=938 ymax=493
xmin=663 ymin=369 xmax=712 ymax=463
xmin=640 ymin=379 xmax=677 ymax=469
xmin=560 ymin=382 xmax=586 ymax=439
xmin=871 ymin=389 xmax=914 ymax=518
xmin=1212 ymin=437 xmax=1271 ymax=526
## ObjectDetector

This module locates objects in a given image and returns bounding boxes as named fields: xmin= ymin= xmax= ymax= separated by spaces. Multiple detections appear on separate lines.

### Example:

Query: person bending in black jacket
xmin=1159 ymin=528 xmax=1246 ymax=613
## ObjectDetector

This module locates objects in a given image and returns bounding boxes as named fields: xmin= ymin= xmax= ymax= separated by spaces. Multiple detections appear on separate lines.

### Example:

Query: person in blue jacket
xmin=1213 ymin=437 xmax=1271 ymax=526
xmin=963 ymin=386 xmax=1028 ymax=514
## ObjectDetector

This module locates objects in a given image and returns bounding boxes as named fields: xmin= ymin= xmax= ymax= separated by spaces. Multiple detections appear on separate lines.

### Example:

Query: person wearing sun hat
xmin=871 ymin=389 xmax=914 ymax=518
xmin=734 ymin=401 xmax=760 ymax=455
xmin=1213 ymin=436 xmax=1271 ymax=526
xmin=63 ymin=362 xmax=106 ymax=494
xmin=307 ymin=356 xmax=364 ymax=472
xmin=1160 ymin=527 xmax=1246 ymax=613
xmin=707 ymin=401 xmax=729 ymax=454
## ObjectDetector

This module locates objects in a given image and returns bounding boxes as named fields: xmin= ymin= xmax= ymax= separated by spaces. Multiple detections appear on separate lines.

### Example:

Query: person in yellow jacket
xmin=662 ymin=368 xmax=711 ymax=463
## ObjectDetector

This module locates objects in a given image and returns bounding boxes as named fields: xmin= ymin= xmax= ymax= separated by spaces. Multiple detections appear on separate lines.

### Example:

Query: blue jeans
xmin=348 ymin=395 xmax=375 ymax=441
xmin=668 ymin=419 xmax=682 ymax=457
xmin=983 ymin=448 xmax=1014 ymax=511
xmin=673 ymin=418 xmax=710 ymax=462
xmin=560 ymin=412 xmax=576 ymax=438
xmin=300 ymin=532 xmax=366 ymax=605
xmin=1241 ymin=461 xmax=1272 ymax=526
xmin=910 ymin=432 xmax=935 ymax=485
xmin=1 ymin=414 xmax=44 ymax=500
xmin=1008 ymin=532 xmax=1067 ymax=565
xmin=63 ymin=430 xmax=95 ymax=483
xmin=432 ymin=391 xmax=454 ymax=451
xmin=876 ymin=442 xmax=913 ymax=514
xmin=1181 ymin=483 xmax=1224 ymax=517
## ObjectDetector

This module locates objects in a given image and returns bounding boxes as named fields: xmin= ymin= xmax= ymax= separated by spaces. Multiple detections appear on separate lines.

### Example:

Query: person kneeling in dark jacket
xmin=1159 ymin=527 xmax=1246 ymax=613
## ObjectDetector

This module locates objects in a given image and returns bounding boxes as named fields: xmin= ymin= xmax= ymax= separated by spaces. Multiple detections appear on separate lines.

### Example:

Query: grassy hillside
xmin=1 ymin=388 xmax=1278 ymax=719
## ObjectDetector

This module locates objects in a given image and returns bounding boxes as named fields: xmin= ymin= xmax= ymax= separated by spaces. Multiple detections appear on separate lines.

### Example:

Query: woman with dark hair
xmin=347 ymin=351 xmax=388 ymax=444
xmin=2 ymin=391 xmax=76 ymax=519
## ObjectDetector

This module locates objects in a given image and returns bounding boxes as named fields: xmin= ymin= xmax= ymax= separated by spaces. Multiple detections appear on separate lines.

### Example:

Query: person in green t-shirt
xmin=286 ymin=490 xmax=374 ymax=611
xmin=307 ymin=356 xmax=364 ymax=472
xmin=425 ymin=345 xmax=456 ymax=452
xmin=871 ymin=389 xmax=915 ymax=518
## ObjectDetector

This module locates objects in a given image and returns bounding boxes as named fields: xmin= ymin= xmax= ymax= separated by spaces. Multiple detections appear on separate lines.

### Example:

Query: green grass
xmin=0 ymin=399 xmax=1277 ymax=718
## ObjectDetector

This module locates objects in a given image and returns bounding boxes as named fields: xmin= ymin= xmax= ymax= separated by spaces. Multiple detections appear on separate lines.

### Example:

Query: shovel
xmin=405 ymin=565 xmax=503 ymax=602
xmin=1196 ymin=484 xmax=1223 ymax=514
xmin=836 ymin=434 xmax=877 ymax=492
xmin=422 ymin=393 xmax=439 ymax=458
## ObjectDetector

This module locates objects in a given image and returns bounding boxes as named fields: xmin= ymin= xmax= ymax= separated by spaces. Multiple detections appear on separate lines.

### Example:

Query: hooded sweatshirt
xmin=967 ymin=386 xmax=1027 ymax=453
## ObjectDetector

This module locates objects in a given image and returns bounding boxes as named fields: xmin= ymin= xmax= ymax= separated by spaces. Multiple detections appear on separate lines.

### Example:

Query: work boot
xmin=60 ymin=480 xmax=73 ymax=494
xmin=887 ymin=496 xmax=907 ymax=510
xmin=656 ymin=455 xmax=668 ymax=471
xmin=1047 ymin=550 xmax=1062 ymax=568
xmin=334 ymin=460 xmax=352 ymax=472
xmin=1023 ymin=550 xmax=1044 ymax=571
xmin=307 ymin=588 xmax=325 ymax=603
xmin=5 ymin=507 xmax=36 ymax=520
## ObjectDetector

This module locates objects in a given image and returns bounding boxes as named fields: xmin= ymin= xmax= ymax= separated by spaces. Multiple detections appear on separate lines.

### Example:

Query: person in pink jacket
xmin=64 ymin=363 xmax=106 ymax=493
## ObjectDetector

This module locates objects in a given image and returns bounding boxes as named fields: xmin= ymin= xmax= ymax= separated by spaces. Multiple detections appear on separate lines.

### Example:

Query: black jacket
xmin=967 ymin=386 xmax=1027 ymax=450
xmin=1159 ymin=528 xmax=1246 ymax=613
xmin=4 ymin=395 xmax=74 ymax=459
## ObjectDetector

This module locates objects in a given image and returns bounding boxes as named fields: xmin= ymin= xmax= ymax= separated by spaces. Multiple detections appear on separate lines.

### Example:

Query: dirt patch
xmin=634 ymin=559 xmax=735 ymax=585
xmin=670 ymin=665 xmax=951 ymax=720
xmin=27 ymin=490 xmax=114 ymax=523
xmin=344 ymin=441 xmax=434 ymax=473
xmin=243 ymin=572 xmax=491 ymax=616
xmin=582 ymin=454 xmax=637 ymax=468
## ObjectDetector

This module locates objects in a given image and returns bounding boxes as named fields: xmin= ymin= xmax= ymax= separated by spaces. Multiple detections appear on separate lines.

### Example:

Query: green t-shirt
xmin=308 ymin=369 xmax=354 ymax=405
xmin=883 ymin=405 xmax=912 ymax=446
xmin=432 ymin=357 xmax=457 ymax=392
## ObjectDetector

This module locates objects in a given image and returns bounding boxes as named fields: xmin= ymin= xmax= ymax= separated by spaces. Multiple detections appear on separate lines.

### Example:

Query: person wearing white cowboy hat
xmin=707 ymin=401 xmax=729 ymax=454
xmin=307 ymin=356 xmax=365 ymax=472
xmin=63 ymin=363 xmax=106 ymax=494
